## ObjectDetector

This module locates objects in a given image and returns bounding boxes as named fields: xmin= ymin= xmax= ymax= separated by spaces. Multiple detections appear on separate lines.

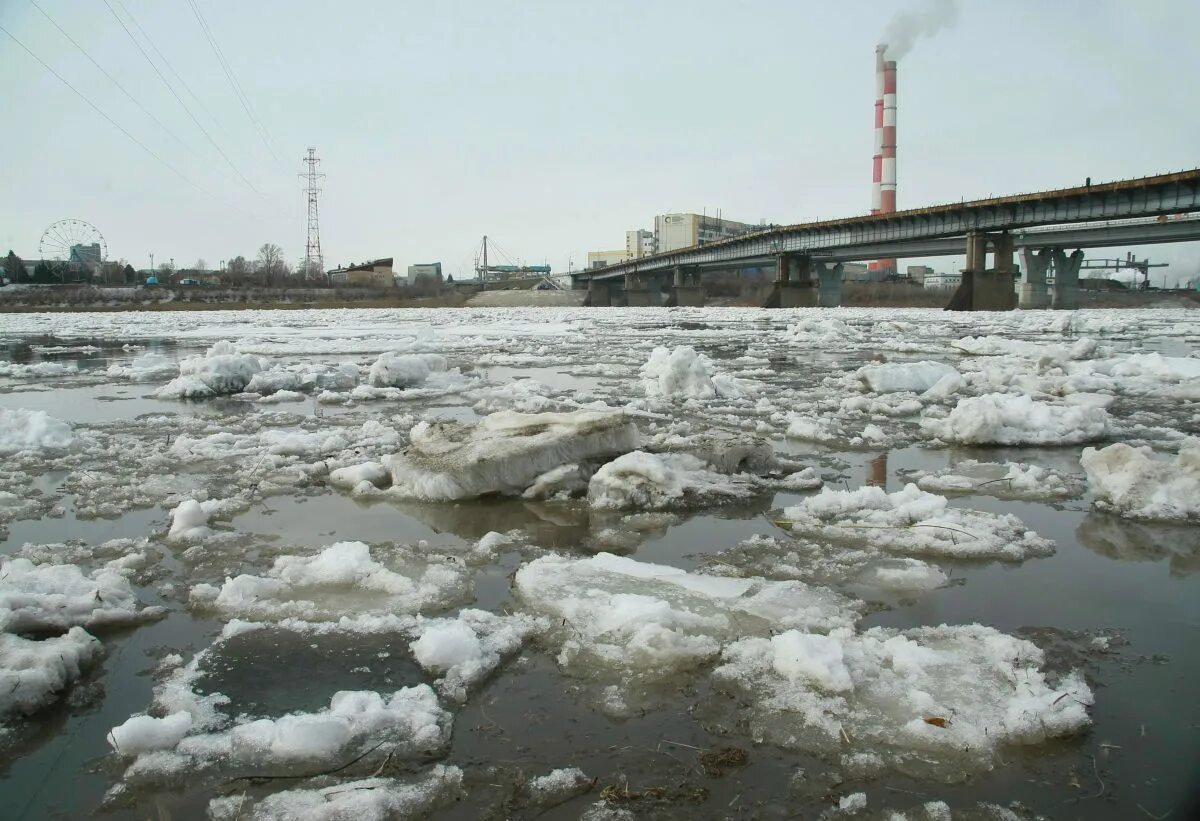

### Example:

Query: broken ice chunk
xmin=383 ymin=410 xmax=639 ymax=501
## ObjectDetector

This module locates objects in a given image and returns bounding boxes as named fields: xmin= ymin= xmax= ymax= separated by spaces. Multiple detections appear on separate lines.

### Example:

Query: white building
xmin=653 ymin=213 xmax=758 ymax=253
xmin=923 ymin=272 xmax=962 ymax=290
xmin=626 ymin=229 xmax=654 ymax=258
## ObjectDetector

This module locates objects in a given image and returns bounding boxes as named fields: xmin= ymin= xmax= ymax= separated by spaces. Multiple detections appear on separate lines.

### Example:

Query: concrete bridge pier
xmin=816 ymin=262 xmax=844 ymax=307
xmin=1050 ymin=249 xmax=1083 ymax=310
xmin=667 ymin=265 xmax=705 ymax=307
xmin=624 ymin=272 xmax=661 ymax=307
xmin=764 ymin=253 xmax=817 ymax=308
xmin=946 ymin=231 xmax=1017 ymax=311
xmin=1017 ymin=248 xmax=1052 ymax=309
xmin=585 ymin=278 xmax=614 ymax=307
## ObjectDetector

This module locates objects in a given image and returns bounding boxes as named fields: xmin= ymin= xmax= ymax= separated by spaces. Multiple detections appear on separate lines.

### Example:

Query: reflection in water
xmin=1077 ymin=512 xmax=1200 ymax=577
xmin=867 ymin=452 xmax=888 ymax=488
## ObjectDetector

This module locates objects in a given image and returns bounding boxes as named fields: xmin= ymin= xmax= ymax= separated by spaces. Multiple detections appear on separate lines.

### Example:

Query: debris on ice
xmin=1080 ymin=437 xmax=1200 ymax=521
xmin=384 ymin=410 xmax=639 ymax=501
xmin=207 ymin=765 xmax=464 ymax=821
xmin=922 ymin=393 xmax=1108 ymax=446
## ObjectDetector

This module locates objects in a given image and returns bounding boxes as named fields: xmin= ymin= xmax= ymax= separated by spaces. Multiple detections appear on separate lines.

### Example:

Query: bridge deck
xmin=578 ymin=169 xmax=1200 ymax=280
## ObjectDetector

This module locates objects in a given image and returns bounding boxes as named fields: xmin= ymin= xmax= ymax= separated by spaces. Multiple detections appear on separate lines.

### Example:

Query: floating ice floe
xmin=0 ymin=555 xmax=165 ymax=633
xmin=587 ymin=451 xmax=761 ymax=509
xmin=367 ymin=352 xmax=448 ymax=387
xmin=922 ymin=393 xmax=1108 ymax=446
xmin=641 ymin=345 xmax=750 ymax=400
xmin=1080 ymin=438 xmax=1200 ymax=521
xmin=156 ymin=341 xmax=266 ymax=399
xmin=0 ymin=361 xmax=78 ymax=379
xmin=0 ymin=408 xmax=74 ymax=455
xmin=105 ymin=352 xmax=178 ymax=382
xmin=915 ymin=460 xmax=1080 ymax=500
xmin=189 ymin=541 xmax=471 ymax=621
xmin=855 ymin=361 xmax=959 ymax=394
xmin=527 ymin=767 xmax=592 ymax=805
xmin=714 ymin=624 xmax=1093 ymax=778
xmin=0 ymin=628 xmax=103 ymax=717
xmin=950 ymin=335 xmax=1099 ymax=360
xmin=514 ymin=552 xmax=859 ymax=683
xmin=780 ymin=484 xmax=1054 ymax=561
xmin=409 ymin=608 xmax=546 ymax=701
xmin=783 ymin=318 xmax=863 ymax=344
xmin=207 ymin=765 xmax=464 ymax=821
xmin=383 ymin=410 xmax=639 ymax=501
xmin=115 ymin=685 xmax=452 ymax=785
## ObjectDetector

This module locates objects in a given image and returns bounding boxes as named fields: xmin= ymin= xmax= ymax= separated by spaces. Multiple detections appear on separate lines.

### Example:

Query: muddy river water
xmin=0 ymin=306 xmax=1197 ymax=820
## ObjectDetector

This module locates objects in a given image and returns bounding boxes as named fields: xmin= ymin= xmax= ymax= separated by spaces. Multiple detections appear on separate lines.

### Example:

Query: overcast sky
xmin=2 ymin=0 xmax=1198 ymax=284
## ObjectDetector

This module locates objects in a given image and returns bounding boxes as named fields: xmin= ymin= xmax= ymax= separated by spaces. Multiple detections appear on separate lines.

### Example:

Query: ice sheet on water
xmin=0 ymin=361 xmax=78 ymax=379
xmin=513 ymin=552 xmax=859 ymax=684
xmin=207 ymin=765 xmax=464 ymax=821
xmin=856 ymin=361 xmax=959 ymax=394
xmin=0 ymin=555 xmax=165 ymax=633
xmin=189 ymin=541 xmax=472 ymax=621
xmin=116 ymin=684 xmax=451 ymax=787
xmin=922 ymin=393 xmax=1108 ymax=446
xmin=0 ymin=627 xmax=102 ymax=718
xmin=0 ymin=408 xmax=74 ymax=455
xmin=105 ymin=352 xmax=178 ymax=382
xmin=781 ymin=484 xmax=1054 ymax=561
xmin=1080 ymin=437 xmax=1200 ymax=521
xmin=383 ymin=410 xmax=639 ymax=501
xmin=914 ymin=460 xmax=1081 ymax=501
xmin=714 ymin=624 xmax=1093 ymax=779
xmin=408 ymin=608 xmax=546 ymax=701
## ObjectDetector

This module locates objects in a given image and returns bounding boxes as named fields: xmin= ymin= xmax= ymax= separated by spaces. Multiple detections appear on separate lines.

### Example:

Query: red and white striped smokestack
xmin=871 ymin=44 xmax=898 ymax=274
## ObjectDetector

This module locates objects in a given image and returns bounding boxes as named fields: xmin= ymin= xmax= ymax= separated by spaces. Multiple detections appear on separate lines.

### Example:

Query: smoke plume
xmin=880 ymin=0 xmax=959 ymax=60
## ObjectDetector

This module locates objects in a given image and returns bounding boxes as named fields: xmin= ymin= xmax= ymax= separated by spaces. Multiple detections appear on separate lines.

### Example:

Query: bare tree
xmin=255 ymin=243 xmax=286 ymax=286
xmin=194 ymin=258 xmax=207 ymax=272
xmin=226 ymin=255 xmax=249 ymax=285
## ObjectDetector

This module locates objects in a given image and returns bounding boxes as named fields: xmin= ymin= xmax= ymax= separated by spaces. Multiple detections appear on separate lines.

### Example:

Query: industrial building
xmin=406 ymin=262 xmax=443 ymax=284
xmin=327 ymin=257 xmax=394 ymax=287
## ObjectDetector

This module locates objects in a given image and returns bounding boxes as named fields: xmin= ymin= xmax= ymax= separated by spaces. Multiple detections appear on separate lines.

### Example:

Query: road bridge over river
xmin=570 ymin=169 xmax=1200 ymax=310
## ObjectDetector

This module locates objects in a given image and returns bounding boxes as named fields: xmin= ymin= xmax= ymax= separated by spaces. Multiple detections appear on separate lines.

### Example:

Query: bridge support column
xmin=946 ymin=231 xmax=1017 ymax=311
xmin=816 ymin=262 xmax=844 ymax=307
xmin=666 ymin=266 xmax=705 ymax=306
xmin=765 ymin=254 xmax=816 ymax=308
xmin=1051 ymin=249 xmax=1083 ymax=310
xmin=623 ymin=272 xmax=659 ymax=307
xmin=1017 ymin=248 xmax=1052 ymax=309
xmin=585 ymin=278 xmax=613 ymax=307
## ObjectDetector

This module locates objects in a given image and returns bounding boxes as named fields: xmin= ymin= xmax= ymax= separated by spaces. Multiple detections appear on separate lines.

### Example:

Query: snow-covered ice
xmin=922 ymin=393 xmax=1109 ymax=446
xmin=0 ymin=408 xmax=74 ymax=455
xmin=1081 ymin=438 xmax=1200 ymax=521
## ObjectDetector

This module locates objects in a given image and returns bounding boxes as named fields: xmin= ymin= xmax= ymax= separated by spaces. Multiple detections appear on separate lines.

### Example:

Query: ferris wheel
xmin=38 ymin=219 xmax=107 ymax=268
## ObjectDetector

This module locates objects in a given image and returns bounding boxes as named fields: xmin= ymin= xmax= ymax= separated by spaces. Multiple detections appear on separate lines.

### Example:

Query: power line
xmin=101 ymin=0 xmax=262 ymax=196
xmin=184 ymin=0 xmax=281 ymax=165
xmin=0 ymin=21 xmax=215 ymax=201
xmin=28 ymin=0 xmax=197 ymax=158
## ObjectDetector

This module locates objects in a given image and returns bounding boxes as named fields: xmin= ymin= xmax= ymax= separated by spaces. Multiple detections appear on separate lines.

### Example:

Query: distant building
xmin=70 ymin=243 xmax=102 ymax=269
xmin=625 ymin=229 xmax=654 ymax=259
xmin=654 ymin=213 xmax=758 ymax=253
xmin=327 ymin=257 xmax=394 ymax=287
xmin=905 ymin=265 xmax=932 ymax=284
xmin=923 ymin=272 xmax=962 ymax=290
xmin=587 ymin=250 xmax=629 ymax=269
xmin=406 ymin=262 xmax=443 ymax=285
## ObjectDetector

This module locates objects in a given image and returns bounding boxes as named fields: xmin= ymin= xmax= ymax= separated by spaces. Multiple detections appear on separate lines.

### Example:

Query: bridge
xmin=570 ymin=169 xmax=1200 ymax=310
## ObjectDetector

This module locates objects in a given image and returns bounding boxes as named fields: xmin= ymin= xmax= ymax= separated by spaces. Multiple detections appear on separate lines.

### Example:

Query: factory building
xmin=406 ymin=262 xmax=443 ymax=284
xmin=327 ymin=257 xmax=394 ymax=287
